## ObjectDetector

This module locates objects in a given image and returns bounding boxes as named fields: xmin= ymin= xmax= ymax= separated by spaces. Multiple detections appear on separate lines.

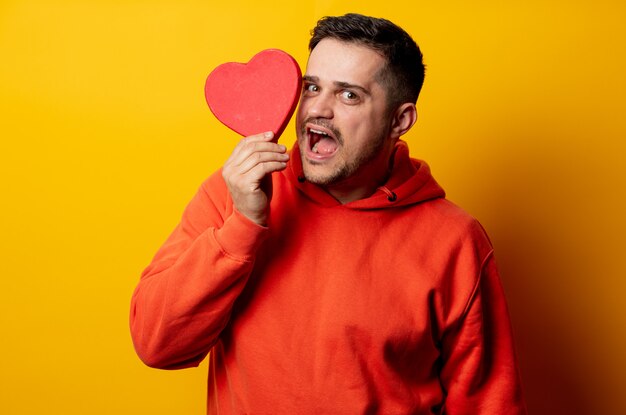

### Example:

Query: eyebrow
xmin=302 ymin=75 xmax=371 ymax=96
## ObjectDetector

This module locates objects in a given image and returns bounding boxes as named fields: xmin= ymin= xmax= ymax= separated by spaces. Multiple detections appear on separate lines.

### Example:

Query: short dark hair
xmin=309 ymin=13 xmax=425 ymax=109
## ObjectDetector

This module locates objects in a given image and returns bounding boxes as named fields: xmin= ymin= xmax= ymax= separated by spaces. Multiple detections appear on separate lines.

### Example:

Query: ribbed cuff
xmin=212 ymin=208 xmax=269 ymax=260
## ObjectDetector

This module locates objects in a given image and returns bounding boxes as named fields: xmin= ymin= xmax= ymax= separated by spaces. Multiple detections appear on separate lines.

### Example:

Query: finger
xmin=224 ymin=132 xmax=272 ymax=167
xmin=226 ymin=159 xmax=287 ymax=194
xmin=236 ymin=151 xmax=290 ymax=176
xmin=227 ymin=138 xmax=287 ymax=168
xmin=226 ymin=143 xmax=287 ymax=173
xmin=244 ymin=160 xmax=289 ymax=181
xmin=227 ymin=131 xmax=276 ymax=162
xmin=233 ymin=131 xmax=275 ymax=154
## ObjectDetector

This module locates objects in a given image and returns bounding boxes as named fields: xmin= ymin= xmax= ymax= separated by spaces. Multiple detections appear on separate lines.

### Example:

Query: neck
xmin=324 ymin=153 xmax=394 ymax=204
xmin=325 ymin=183 xmax=380 ymax=204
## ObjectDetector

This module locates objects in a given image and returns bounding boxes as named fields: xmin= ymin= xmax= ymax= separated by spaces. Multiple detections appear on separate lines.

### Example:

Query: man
xmin=130 ymin=13 xmax=526 ymax=414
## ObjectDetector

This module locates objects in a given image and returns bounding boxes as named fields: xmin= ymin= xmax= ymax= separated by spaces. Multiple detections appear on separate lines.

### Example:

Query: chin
xmin=302 ymin=161 xmax=351 ymax=186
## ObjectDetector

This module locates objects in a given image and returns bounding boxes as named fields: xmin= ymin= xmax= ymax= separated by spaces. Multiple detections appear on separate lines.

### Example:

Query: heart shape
xmin=204 ymin=49 xmax=302 ymax=140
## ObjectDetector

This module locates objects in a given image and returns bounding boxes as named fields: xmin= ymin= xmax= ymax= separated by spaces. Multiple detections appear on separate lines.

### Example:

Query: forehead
xmin=306 ymin=38 xmax=386 ymax=87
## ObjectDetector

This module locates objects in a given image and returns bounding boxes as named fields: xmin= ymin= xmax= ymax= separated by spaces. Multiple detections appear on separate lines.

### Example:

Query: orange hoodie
xmin=130 ymin=141 xmax=526 ymax=414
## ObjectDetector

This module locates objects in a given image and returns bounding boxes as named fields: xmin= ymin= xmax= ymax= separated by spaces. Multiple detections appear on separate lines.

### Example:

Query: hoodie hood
xmin=285 ymin=140 xmax=445 ymax=210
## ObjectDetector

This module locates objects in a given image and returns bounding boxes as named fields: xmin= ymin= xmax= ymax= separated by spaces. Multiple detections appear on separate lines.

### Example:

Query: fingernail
xmin=264 ymin=131 xmax=274 ymax=138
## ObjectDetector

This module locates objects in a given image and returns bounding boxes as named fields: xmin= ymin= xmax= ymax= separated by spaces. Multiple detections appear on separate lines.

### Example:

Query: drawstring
xmin=378 ymin=186 xmax=397 ymax=202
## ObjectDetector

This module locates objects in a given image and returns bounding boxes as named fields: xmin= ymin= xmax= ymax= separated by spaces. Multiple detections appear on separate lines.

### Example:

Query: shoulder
xmin=412 ymin=199 xmax=497 ymax=321
xmin=408 ymin=197 xmax=492 ymax=249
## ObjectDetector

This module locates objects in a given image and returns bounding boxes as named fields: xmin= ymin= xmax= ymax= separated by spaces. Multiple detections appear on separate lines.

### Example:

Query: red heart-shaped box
xmin=204 ymin=49 xmax=302 ymax=140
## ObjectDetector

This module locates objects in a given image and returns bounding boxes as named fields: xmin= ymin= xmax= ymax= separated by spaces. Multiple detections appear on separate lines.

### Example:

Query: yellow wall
xmin=1 ymin=1 xmax=625 ymax=413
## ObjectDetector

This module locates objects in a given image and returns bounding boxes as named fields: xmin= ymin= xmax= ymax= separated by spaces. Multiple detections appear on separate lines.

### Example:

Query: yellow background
xmin=1 ymin=1 xmax=625 ymax=413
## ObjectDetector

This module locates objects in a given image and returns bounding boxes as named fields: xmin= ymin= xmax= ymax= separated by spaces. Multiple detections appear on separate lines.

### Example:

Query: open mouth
xmin=306 ymin=124 xmax=339 ymax=157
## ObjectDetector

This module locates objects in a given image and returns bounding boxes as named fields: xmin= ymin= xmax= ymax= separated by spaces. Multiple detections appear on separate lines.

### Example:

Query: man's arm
xmin=129 ymin=132 xmax=289 ymax=369
xmin=439 ymin=253 xmax=527 ymax=414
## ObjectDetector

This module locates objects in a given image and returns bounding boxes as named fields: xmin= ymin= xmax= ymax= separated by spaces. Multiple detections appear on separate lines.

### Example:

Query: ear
xmin=390 ymin=103 xmax=417 ymax=139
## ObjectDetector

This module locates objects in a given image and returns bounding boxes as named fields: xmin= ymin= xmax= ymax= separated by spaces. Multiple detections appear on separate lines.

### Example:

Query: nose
xmin=306 ymin=91 xmax=334 ymax=119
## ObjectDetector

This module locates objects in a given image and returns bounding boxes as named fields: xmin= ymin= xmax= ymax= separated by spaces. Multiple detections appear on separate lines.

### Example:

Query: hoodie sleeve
xmin=129 ymin=171 xmax=269 ymax=369
xmin=439 ymin=252 xmax=527 ymax=414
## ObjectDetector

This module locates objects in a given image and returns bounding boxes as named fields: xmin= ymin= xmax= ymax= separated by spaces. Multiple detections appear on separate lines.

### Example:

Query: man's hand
xmin=222 ymin=131 xmax=290 ymax=226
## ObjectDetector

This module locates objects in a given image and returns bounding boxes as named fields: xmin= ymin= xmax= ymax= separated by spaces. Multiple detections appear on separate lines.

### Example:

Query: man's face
xmin=296 ymin=38 xmax=395 ymax=186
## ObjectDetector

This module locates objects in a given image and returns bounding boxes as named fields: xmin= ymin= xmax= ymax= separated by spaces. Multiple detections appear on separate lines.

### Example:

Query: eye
xmin=340 ymin=90 xmax=359 ymax=103
xmin=303 ymin=83 xmax=319 ymax=94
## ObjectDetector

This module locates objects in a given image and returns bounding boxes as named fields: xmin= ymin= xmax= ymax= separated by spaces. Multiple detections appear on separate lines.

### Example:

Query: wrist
xmin=213 ymin=208 xmax=269 ymax=260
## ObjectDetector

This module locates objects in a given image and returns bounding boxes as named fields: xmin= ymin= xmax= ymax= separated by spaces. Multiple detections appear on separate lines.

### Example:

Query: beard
xmin=298 ymin=118 xmax=388 ymax=186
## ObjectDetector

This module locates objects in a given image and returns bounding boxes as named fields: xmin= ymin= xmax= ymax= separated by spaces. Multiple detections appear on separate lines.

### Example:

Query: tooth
xmin=312 ymin=142 xmax=319 ymax=153
xmin=310 ymin=128 xmax=327 ymax=136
